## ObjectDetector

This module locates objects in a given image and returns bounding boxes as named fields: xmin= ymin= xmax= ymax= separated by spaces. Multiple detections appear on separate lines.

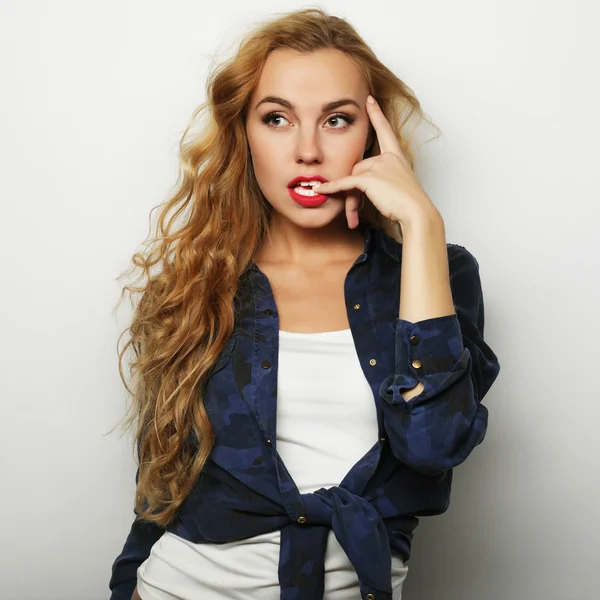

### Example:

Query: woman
xmin=109 ymin=8 xmax=500 ymax=600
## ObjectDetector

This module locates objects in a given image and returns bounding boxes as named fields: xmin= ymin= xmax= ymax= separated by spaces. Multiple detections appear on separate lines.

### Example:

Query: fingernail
xmin=367 ymin=95 xmax=376 ymax=104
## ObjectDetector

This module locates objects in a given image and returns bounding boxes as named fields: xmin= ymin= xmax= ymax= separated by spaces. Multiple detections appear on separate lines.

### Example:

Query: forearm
xmin=109 ymin=506 xmax=164 ymax=599
xmin=379 ymin=227 xmax=501 ymax=472
xmin=397 ymin=210 xmax=455 ymax=401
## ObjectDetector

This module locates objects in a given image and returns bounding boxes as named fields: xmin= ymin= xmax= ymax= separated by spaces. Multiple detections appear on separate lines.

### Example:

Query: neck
xmin=255 ymin=217 xmax=366 ymax=267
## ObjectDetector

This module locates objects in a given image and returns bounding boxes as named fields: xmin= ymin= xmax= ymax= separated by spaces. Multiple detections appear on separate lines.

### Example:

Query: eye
xmin=260 ymin=112 xmax=356 ymax=130
xmin=326 ymin=113 xmax=356 ymax=129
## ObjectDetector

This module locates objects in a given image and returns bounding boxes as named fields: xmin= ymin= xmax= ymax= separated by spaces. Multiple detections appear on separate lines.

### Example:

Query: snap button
xmin=380 ymin=437 xmax=386 ymax=442
xmin=264 ymin=308 xmax=272 ymax=315
xmin=261 ymin=360 xmax=271 ymax=369
xmin=411 ymin=359 xmax=421 ymax=369
xmin=409 ymin=335 xmax=420 ymax=345
xmin=369 ymin=359 xmax=376 ymax=366
xmin=297 ymin=516 xmax=307 ymax=524
xmin=353 ymin=303 xmax=360 ymax=310
xmin=366 ymin=594 xmax=375 ymax=600
xmin=266 ymin=439 xmax=271 ymax=445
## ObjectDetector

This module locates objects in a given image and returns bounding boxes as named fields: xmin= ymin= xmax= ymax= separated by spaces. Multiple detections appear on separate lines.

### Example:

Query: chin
xmin=285 ymin=207 xmax=347 ymax=229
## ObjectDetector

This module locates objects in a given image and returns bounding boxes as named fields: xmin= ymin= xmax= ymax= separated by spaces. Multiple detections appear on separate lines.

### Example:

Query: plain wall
xmin=1 ymin=1 xmax=598 ymax=598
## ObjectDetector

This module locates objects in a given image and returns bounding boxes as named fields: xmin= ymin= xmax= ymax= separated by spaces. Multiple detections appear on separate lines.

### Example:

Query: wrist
xmin=399 ymin=206 xmax=444 ymax=235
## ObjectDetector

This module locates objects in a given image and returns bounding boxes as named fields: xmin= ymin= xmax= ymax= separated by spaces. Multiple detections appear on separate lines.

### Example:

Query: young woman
xmin=109 ymin=8 xmax=500 ymax=600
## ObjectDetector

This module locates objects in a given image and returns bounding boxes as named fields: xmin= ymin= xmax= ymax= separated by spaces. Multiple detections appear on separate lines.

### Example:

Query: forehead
xmin=250 ymin=48 xmax=367 ymax=108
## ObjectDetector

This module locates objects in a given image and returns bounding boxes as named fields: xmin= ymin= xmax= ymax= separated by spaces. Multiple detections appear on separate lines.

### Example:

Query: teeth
xmin=294 ymin=187 xmax=317 ymax=196
xmin=299 ymin=181 xmax=321 ymax=187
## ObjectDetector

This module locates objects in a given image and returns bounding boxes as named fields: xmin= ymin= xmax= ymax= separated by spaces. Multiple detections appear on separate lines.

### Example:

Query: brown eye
xmin=327 ymin=113 xmax=356 ymax=129
xmin=260 ymin=112 xmax=356 ymax=129
xmin=261 ymin=112 xmax=289 ymax=128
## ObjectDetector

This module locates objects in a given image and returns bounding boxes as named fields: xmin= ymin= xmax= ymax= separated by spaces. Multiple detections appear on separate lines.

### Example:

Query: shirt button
xmin=353 ymin=303 xmax=361 ymax=310
xmin=264 ymin=309 xmax=272 ymax=315
xmin=411 ymin=359 xmax=422 ymax=369
xmin=409 ymin=335 xmax=420 ymax=345
xmin=369 ymin=359 xmax=376 ymax=366
xmin=297 ymin=516 xmax=307 ymax=524
xmin=366 ymin=594 xmax=375 ymax=600
xmin=261 ymin=360 xmax=271 ymax=369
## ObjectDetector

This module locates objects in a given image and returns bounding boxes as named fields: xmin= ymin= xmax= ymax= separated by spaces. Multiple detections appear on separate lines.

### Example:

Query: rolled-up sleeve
xmin=379 ymin=244 xmax=501 ymax=475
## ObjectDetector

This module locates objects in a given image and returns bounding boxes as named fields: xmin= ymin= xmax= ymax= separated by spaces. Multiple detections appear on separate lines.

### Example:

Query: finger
xmin=345 ymin=192 xmax=361 ymax=229
xmin=351 ymin=154 xmax=379 ymax=176
xmin=313 ymin=174 xmax=366 ymax=195
xmin=365 ymin=95 xmax=403 ymax=157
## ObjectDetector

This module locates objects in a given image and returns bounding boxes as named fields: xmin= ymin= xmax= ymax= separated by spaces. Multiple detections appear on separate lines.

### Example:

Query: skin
xmin=244 ymin=47 xmax=454 ymax=403
xmin=130 ymin=49 xmax=374 ymax=600
xmin=131 ymin=52 xmax=455 ymax=600
xmin=245 ymin=48 xmax=374 ymax=267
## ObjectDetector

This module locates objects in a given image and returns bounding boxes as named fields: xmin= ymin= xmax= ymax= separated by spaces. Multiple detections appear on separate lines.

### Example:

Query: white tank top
xmin=136 ymin=329 xmax=408 ymax=600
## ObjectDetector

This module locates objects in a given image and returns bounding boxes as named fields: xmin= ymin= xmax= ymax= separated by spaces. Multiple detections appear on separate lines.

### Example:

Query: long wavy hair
xmin=111 ymin=7 xmax=440 ymax=527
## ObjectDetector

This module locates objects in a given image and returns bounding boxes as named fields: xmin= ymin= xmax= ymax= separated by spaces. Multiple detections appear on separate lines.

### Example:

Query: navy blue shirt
xmin=109 ymin=223 xmax=500 ymax=600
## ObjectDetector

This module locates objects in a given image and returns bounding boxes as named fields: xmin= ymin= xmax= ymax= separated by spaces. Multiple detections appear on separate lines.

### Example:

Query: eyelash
xmin=261 ymin=111 xmax=356 ymax=130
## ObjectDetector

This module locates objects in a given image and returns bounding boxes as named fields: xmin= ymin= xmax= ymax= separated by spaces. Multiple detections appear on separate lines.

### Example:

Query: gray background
xmin=1 ymin=0 xmax=598 ymax=598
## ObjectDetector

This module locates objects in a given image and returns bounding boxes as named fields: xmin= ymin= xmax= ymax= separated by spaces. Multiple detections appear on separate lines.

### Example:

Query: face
xmin=244 ymin=48 xmax=373 ymax=229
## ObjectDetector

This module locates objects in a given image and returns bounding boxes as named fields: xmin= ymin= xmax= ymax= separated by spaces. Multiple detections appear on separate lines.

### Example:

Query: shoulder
xmin=446 ymin=243 xmax=480 ymax=274
xmin=377 ymin=227 xmax=481 ymax=281
xmin=445 ymin=244 xmax=484 ymax=315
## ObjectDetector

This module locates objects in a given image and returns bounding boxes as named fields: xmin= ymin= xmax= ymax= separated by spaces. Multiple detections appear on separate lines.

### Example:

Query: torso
xmin=254 ymin=257 xmax=359 ymax=333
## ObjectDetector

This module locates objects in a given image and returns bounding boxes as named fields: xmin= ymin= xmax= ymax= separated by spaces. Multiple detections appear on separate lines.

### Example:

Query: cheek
xmin=339 ymin=136 xmax=370 ymax=166
xmin=246 ymin=135 xmax=282 ymax=200
xmin=337 ymin=124 xmax=370 ymax=160
xmin=248 ymin=130 xmax=279 ymax=168
xmin=247 ymin=134 xmax=273 ymax=179
xmin=250 ymin=149 xmax=281 ymax=193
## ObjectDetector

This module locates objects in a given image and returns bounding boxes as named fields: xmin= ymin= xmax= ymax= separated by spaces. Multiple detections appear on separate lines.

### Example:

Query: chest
xmin=254 ymin=260 xmax=355 ymax=333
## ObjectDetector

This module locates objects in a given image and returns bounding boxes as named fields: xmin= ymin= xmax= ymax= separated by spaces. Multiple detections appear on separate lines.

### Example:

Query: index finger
xmin=366 ymin=95 xmax=403 ymax=157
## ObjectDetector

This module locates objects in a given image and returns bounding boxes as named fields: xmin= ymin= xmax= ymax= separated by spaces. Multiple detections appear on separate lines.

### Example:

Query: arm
xmin=396 ymin=214 xmax=456 ymax=401
xmin=379 ymin=216 xmax=501 ymax=474
xmin=109 ymin=468 xmax=165 ymax=600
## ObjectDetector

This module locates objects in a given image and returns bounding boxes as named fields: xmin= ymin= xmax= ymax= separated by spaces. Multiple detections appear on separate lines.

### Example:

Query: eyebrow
xmin=255 ymin=96 xmax=360 ymax=113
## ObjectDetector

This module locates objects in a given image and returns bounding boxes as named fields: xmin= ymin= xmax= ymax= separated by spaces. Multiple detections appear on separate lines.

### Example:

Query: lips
xmin=288 ymin=187 xmax=328 ymax=207
xmin=287 ymin=174 xmax=329 ymax=188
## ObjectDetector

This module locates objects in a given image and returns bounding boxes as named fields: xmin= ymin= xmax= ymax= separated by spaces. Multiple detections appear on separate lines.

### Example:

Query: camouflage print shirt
xmin=109 ymin=223 xmax=501 ymax=600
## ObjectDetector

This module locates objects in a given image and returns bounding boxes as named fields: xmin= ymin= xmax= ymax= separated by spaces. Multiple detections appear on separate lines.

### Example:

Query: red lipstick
xmin=287 ymin=175 xmax=329 ymax=208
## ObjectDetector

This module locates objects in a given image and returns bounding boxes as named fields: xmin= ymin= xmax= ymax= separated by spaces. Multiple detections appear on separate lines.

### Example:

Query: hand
xmin=314 ymin=95 xmax=438 ymax=229
xmin=131 ymin=586 xmax=142 ymax=600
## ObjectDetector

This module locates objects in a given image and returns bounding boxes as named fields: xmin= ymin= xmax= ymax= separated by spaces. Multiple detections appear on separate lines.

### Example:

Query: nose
xmin=294 ymin=127 xmax=324 ymax=164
